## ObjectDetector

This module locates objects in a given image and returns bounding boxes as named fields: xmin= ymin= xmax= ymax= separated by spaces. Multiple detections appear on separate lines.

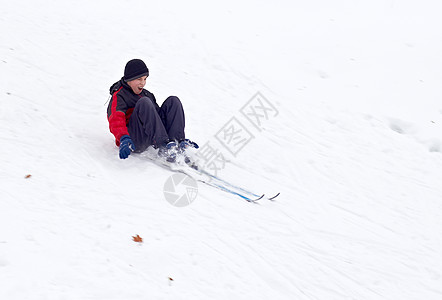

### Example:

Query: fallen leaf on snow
xmin=132 ymin=235 xmax=143 ymax=243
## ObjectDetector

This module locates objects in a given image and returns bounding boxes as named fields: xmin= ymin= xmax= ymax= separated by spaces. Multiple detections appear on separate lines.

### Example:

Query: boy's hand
xmin=119 ymin=135 xmax=135 ymax=159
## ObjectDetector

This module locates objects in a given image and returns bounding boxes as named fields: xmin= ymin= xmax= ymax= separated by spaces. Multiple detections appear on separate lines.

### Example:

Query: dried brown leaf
xmin=132 ymin=235 xmax=143 ymax=243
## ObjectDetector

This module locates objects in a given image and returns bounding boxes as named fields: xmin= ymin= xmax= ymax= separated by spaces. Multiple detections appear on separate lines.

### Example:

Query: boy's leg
xmin=128 ymin=97 xmax=169 ymax=152
xmin=159 ymin=96 xmax=185 ymax=141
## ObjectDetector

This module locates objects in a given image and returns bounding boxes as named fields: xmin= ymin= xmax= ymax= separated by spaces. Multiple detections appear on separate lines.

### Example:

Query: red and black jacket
xmin=107 ymin=79 xmax=160 ymax=146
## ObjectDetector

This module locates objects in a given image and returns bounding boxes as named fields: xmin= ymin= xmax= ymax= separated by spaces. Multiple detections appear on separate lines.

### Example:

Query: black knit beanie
xmin=124 ymin=59 xmax=149 ymax=82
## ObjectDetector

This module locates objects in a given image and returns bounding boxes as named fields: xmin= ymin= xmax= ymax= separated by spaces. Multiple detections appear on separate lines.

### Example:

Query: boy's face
xmin=127 ymin=76 xmax=147 ymax=94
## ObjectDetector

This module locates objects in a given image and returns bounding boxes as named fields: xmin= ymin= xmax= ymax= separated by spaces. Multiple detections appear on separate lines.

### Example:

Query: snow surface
xmin=1 ymin=0 xmax=442 ymax=299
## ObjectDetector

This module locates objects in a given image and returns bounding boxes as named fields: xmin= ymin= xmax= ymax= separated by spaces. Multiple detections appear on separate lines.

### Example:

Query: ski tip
xmin=268 ymin=192 xmax=280 ymax=201
xmin=247 ymin=194 xmax=265 ymax=202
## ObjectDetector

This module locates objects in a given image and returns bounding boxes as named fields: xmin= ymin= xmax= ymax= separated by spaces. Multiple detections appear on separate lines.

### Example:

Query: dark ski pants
xmin=128 ymin=96 xmax=185 ymax=152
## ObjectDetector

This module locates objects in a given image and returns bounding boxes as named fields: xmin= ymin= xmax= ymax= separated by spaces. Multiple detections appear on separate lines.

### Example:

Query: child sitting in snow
xmin=107 ymin=59 xmax=197 ymax=161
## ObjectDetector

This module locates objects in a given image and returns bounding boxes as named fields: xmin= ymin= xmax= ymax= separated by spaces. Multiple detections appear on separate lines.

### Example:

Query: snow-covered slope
xmin=1 ymin=1 xmax=442 ymax=299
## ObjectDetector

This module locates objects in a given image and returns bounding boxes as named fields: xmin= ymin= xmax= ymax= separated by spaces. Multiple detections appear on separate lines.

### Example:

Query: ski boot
xmin=178 ymin=139 xmax=199 ymax=169
xmin=158 ymin=140 xmax=179 ymax=163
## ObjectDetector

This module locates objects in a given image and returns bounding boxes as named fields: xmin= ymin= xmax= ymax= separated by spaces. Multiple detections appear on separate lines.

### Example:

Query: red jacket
xmin=107 ymin=79 xmax=159 ymax=146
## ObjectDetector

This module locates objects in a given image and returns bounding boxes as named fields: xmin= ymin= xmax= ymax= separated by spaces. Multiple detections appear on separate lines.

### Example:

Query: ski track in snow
xmin=1 ymin=1 xmax=442 ymax=299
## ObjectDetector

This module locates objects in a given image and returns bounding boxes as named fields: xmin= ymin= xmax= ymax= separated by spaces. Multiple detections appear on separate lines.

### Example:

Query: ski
xmin=198 ymin=169 xmax=280 ymax=201
xmin=197 ymin=178 xmax=265 ymax=202
xmin=172 ymin=162 xmax=266 ymax=202
xmin=198 ymin=169 xmax=263 ymax=199
xmin=143 ymin=152 xmax=279 ymax=202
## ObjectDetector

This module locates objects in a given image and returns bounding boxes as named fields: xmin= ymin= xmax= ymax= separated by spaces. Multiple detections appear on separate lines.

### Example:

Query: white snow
xmin=1 ymin=0 xmax=442 ymax=299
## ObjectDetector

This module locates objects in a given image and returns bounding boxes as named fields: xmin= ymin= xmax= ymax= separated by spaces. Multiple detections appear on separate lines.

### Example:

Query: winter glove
xmin=119 ymin=135 xmax=135 ymax=159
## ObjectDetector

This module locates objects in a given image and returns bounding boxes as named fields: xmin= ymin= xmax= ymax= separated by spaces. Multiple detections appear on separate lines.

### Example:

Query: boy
xmin=107 ymin=59 xmax=197 ymax=161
